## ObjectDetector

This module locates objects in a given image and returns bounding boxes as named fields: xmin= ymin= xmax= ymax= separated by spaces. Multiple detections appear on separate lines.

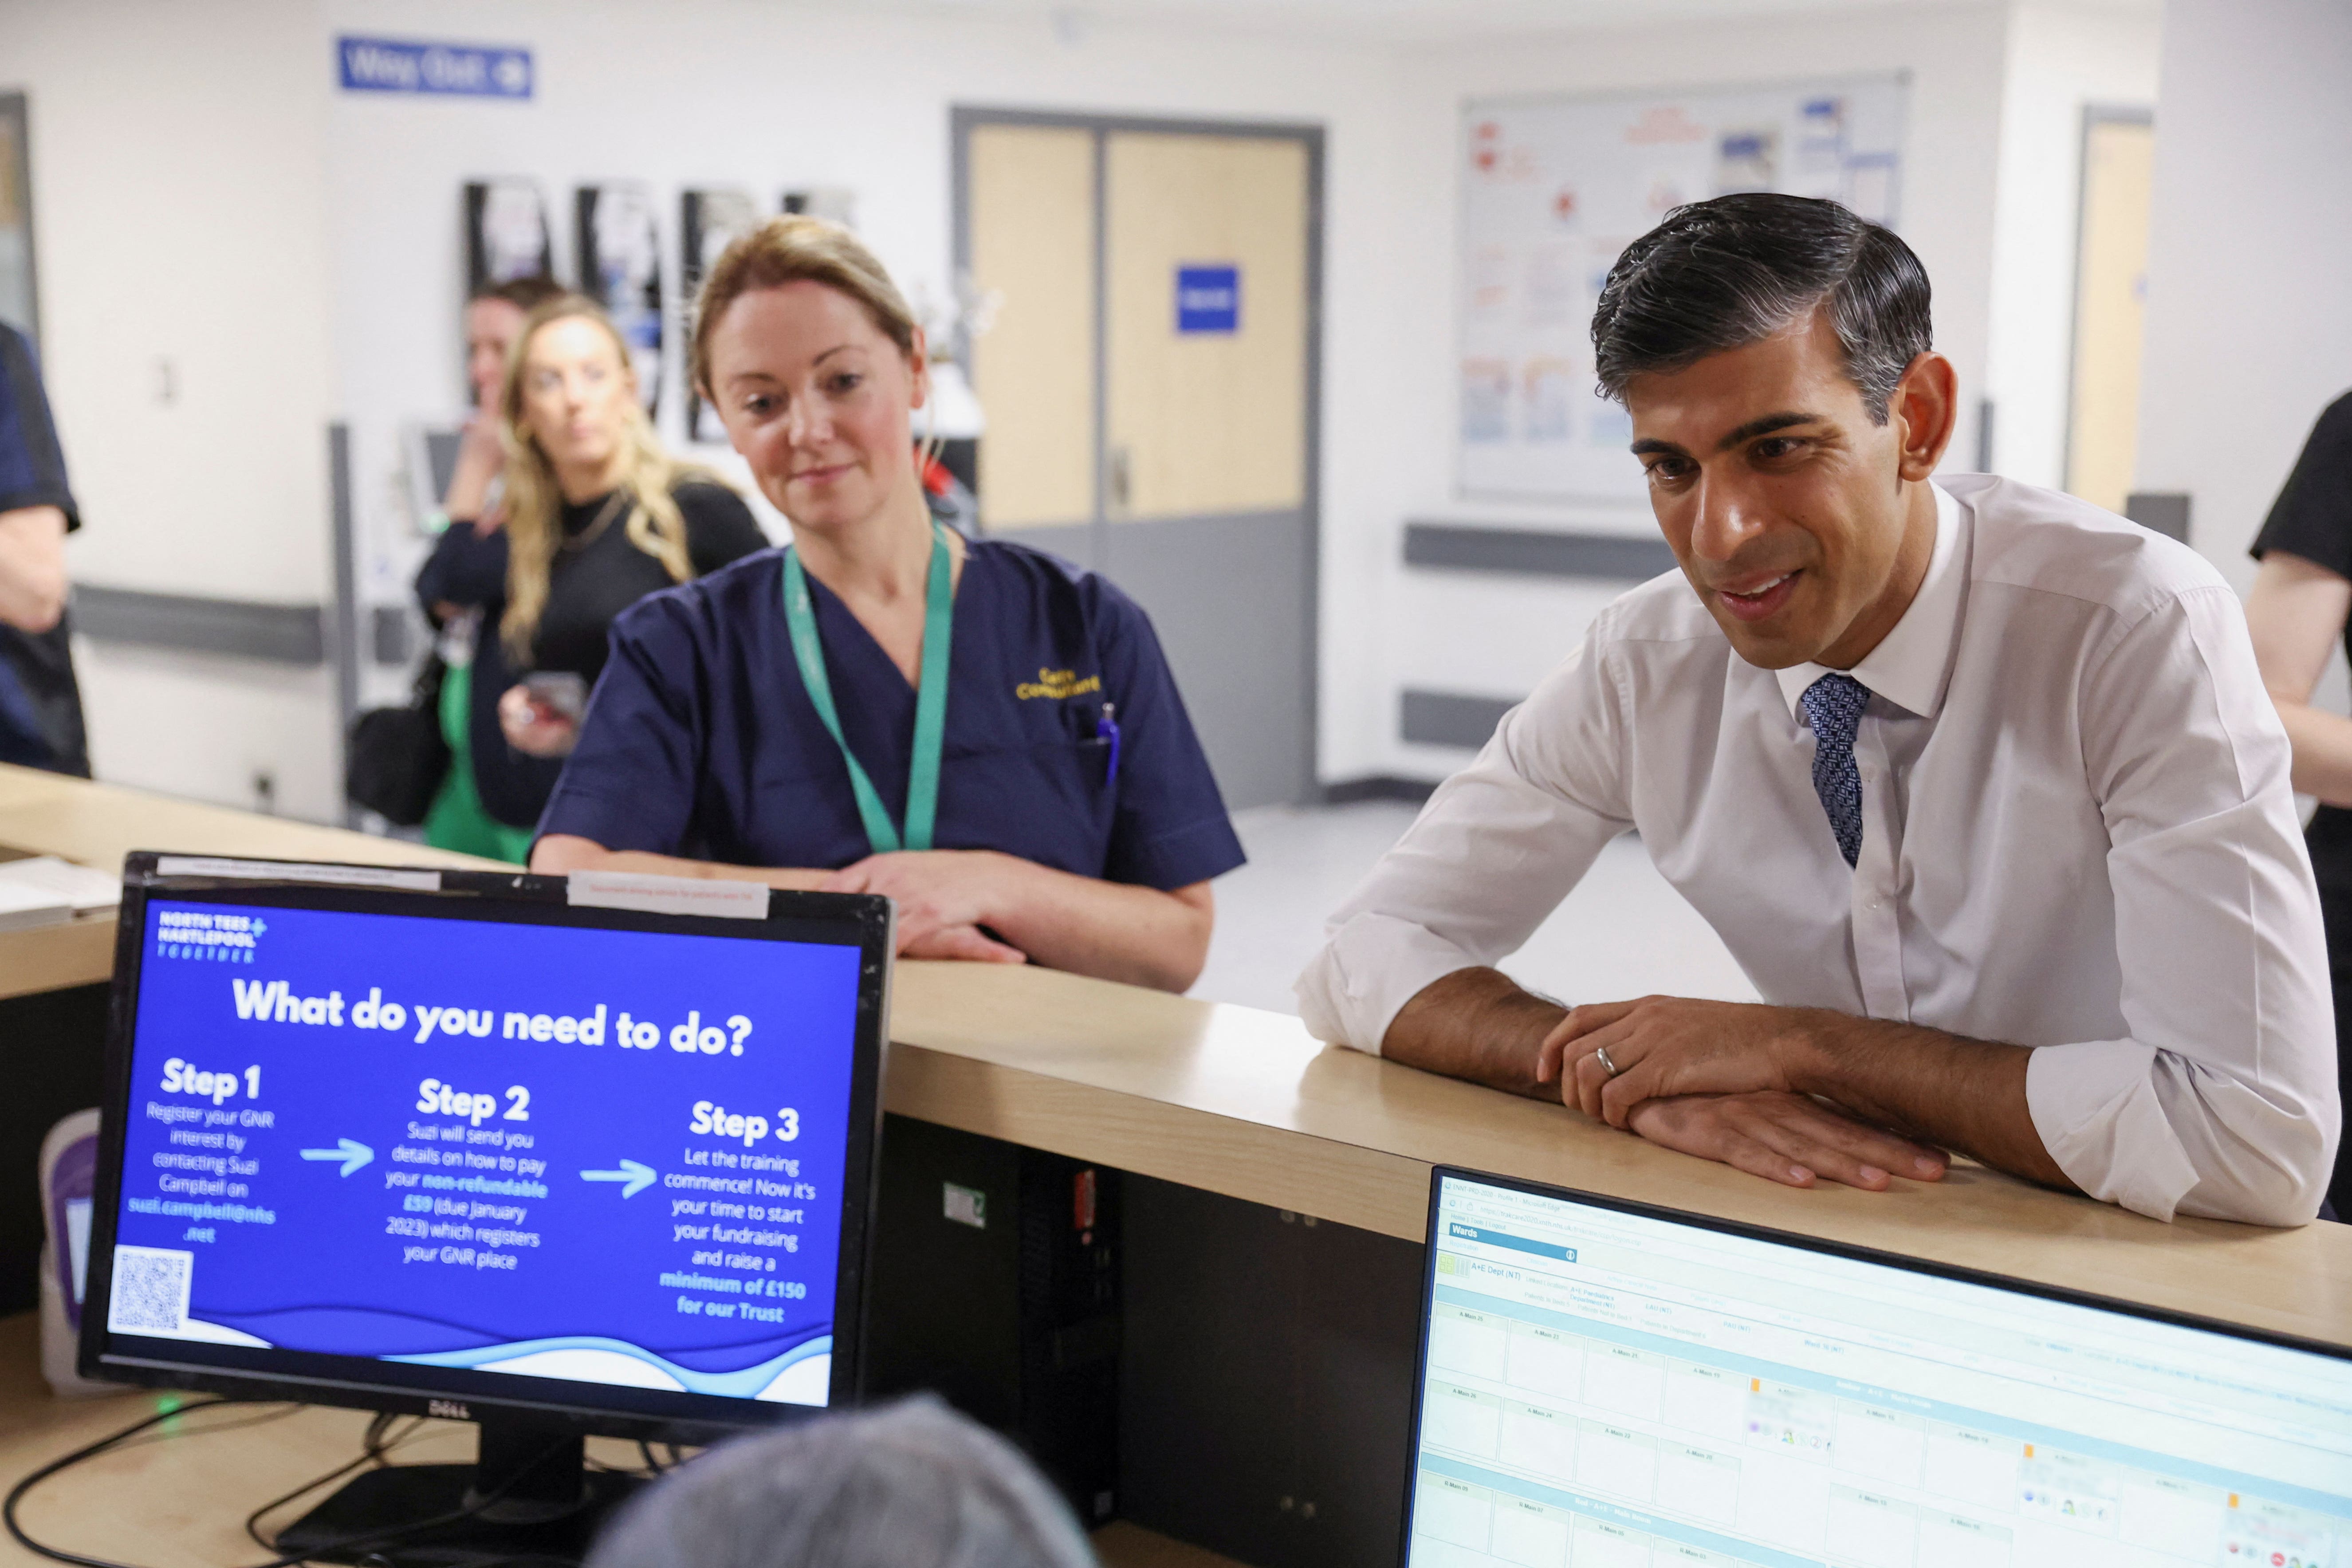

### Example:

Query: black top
xmin=0 ymin=325 xmax=88 ymax=777
xmin=414 ymin=480 xmax=767 ymax=826
xmin=2250 ymin=389 xmax=2352 ymax=880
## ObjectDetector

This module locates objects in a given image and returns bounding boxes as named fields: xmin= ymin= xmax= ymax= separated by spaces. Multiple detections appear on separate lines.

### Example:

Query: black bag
xmin=346 ymin=654 xmax=452 ymax=826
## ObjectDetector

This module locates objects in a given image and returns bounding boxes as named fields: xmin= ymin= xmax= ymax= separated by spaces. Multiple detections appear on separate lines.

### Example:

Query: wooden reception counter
xmin=1 ymin=763 xmax=2344 ymax=1568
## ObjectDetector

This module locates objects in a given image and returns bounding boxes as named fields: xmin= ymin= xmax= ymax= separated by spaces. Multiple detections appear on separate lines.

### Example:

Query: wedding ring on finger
xmin=1595 ymin=1044 xmax=1623 ymax=1078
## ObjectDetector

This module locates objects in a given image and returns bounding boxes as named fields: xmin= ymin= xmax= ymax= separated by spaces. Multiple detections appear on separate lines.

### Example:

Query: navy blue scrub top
xmin=539 ymin=539 xmax=1247 ymax=892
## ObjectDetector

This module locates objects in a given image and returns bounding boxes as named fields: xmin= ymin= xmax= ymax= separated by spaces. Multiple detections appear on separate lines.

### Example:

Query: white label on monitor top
xmin=566 ymin=870 xmax=770 ymax=920
xmin=153 ymin=857 xmax=443 ymax=892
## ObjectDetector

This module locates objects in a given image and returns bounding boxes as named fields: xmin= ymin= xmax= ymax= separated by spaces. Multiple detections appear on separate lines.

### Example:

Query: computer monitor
xmin=81 ymin=853 xmax=892 ymax=1564
xmin=1403 ymin=1168 xmax=2352 ymax=1568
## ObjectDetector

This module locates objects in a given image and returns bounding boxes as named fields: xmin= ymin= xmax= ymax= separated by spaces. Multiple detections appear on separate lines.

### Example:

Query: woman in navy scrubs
xmin=531 ymin=217 xmax=1244 ymax=991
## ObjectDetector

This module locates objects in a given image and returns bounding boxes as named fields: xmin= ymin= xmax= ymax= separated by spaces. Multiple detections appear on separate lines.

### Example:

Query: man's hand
xmin=1625 ymin=1093 xmax=1947 ymax=1190
xmin=1538 ymin=991 xmax=2069 ymax=1192
xmin=822 ymin=850 xmax=1030 ymax=965
xmin=1539 ymin=996 xmax=1825 ymax=1126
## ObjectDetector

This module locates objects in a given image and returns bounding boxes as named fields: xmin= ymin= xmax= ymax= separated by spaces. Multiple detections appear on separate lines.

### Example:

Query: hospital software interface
xmin=1407 ymin=1173 xmax=2351 ymax=1568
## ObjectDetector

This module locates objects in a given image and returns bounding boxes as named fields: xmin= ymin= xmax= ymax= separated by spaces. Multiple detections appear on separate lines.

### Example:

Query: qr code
xmin=107 ymin=1246 xmax=193 ymax=1336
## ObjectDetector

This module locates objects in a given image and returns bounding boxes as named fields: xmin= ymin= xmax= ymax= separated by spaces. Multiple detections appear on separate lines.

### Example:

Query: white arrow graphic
xmin=298 ymin=1138 xmax=374 ymax=1177
xmin=580 ymin=1159 xmax=656 ymax=1199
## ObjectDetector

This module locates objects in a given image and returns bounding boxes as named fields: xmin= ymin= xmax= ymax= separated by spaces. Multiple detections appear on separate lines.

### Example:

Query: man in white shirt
xmin=1298 ymin=194 xmax=2338 ymax=1226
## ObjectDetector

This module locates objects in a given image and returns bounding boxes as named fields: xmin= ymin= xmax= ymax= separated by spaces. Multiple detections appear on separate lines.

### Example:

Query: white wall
xmin=1983 ymin=1 xmax=2162 ymax=493
xmin=1372 ymin=2 xmax=2015 ymax=779
xmin=8 ymin=0 xmax=2235 ymax=814
xmin=3 ymin=0 xmax=342 ymax=814
xmin=321 ymin=0 xmax=1416 ymax=782
xmin=2136 ymin=0 xmax=2352 ymax=593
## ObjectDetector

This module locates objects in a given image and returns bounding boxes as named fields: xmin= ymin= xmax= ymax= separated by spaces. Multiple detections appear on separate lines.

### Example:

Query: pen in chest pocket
xmin=1096 ymin=702 xmax=1121 ymax=788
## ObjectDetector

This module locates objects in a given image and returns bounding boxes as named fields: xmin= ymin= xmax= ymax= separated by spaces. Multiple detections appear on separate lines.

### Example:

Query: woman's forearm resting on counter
xmin=530 ymin=835 xmax=1213 ymax=991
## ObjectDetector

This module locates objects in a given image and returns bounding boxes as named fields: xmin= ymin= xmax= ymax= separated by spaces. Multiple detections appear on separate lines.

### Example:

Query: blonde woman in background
xmin=413 ymin=294 xmax=767 ymax=859
xmin=530 ymin=218 xmax=1242 ymax=991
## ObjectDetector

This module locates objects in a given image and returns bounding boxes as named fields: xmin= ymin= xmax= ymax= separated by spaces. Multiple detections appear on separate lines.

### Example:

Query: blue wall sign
xmin=1175 ymin=265 xmax=1240 ymax=334
xmin=338 ymin=36 xmax=533 ymax=100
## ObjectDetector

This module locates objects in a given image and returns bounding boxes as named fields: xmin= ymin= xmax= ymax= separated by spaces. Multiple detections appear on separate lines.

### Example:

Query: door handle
xmin=1108 ymin=446 xmax=1131 ymax=512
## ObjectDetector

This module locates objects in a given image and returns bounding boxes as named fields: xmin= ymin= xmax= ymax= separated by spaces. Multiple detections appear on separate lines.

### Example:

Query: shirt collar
xmin=1774 ymin=480 xmax=1966 ymax=722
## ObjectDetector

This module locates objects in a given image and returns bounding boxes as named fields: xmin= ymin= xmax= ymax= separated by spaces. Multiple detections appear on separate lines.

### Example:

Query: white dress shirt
xmin=1298 ymin=476 xmax=2339 ymax=1225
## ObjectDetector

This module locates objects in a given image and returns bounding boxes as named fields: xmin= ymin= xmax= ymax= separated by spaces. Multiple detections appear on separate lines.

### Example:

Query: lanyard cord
xmin=781 ymin=521 xmax=956 ymax=855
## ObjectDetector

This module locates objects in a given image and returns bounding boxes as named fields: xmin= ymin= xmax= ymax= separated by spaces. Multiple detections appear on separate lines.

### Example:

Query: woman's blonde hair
xmin=498 ymin=295 xmax=717 ymax=661
xmin=689 ymin=216 xmax=921 ymax=401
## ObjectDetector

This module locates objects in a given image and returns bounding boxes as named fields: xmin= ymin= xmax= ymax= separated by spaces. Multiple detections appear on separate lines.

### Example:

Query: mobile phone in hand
xmin=521 ymin=671 xmax=589 ymax=723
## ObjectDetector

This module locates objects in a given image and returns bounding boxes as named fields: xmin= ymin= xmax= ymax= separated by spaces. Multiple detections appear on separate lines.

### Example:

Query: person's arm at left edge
xmin=0 ymin=504 xmax=67 ymax=632
xmin=1549 ymin=586 xmax=2340 ymax=1224
xmin=0 ymin=327 xmax=75 ymax=633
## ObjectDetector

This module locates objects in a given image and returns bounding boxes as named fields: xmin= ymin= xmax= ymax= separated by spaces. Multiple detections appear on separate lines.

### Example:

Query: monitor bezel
xmin=81 ymin=851 xmax=895 ymax=1447
xmin=1398 ymin=1163 xmax=2352 ymax=1562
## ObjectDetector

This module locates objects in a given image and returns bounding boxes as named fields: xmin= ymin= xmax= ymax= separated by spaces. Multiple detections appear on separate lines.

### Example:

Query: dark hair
xmin=585 ymin=1397 xmax=1096 ymax=1568
xmin=1590 ymin=194 xmax=1931 ymax=423
xmin=472 ymin=274 xmax=565 ymax=313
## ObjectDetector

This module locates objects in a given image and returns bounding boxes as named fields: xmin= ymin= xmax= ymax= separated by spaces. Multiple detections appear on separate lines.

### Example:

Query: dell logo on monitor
xmin=428 ymin=1399 xmax=471 ymax=1420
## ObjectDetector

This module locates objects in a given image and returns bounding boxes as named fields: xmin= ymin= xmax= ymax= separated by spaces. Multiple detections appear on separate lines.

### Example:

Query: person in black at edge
xmin=413 ymin=294 xmax=767 ymax=856
xmin=2245 ymin=386 xmax=2352 ymax=1221
xmin=0 ymin=323 xmax=88 ymax=777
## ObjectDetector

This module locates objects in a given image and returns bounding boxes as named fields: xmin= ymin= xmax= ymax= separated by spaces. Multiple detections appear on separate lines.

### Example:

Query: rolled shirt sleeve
xmin=1296 ymin=628 xmax=1635 ymax=1053
xmin=2030 ymin=585 xmax=2340 ymax=1225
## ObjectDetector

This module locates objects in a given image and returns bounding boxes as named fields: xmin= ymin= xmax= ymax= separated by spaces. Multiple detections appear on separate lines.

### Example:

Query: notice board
xmin=1457 ymin=77 xmax=1908 ymax=504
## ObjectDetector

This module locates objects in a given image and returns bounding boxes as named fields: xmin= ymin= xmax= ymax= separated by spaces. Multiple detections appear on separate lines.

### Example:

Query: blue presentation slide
xmin=106 ymin=899 xmax=863 ymax=1407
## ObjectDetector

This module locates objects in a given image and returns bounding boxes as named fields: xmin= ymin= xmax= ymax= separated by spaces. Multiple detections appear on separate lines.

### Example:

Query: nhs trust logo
xmin=154 ymin=909 xmax=264 ymax=966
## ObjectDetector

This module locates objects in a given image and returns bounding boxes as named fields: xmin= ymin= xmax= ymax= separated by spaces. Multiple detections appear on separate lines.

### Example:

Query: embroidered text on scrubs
xmin=1015 ymin=667 xmax=1103 ymax=700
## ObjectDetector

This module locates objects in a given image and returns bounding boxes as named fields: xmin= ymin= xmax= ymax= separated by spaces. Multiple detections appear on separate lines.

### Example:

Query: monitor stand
xmin=271 ymin=1415 xmax=650 ymax=1566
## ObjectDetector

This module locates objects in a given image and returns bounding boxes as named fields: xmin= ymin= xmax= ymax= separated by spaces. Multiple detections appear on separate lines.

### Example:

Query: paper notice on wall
xmin=1456 ymin=75 xmax=1907 ymax=504
xmin=1461 ymin=359 xmax=1511 ymax=444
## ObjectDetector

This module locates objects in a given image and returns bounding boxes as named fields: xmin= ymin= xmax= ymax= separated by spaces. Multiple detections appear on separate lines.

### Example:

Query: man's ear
xmin=1890 ymin=351 xmax=1959 ymax=481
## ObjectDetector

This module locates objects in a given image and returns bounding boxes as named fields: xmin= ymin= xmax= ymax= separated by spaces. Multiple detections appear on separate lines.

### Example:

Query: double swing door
xmin=958 ymin=111 xmax=1322 ymax=811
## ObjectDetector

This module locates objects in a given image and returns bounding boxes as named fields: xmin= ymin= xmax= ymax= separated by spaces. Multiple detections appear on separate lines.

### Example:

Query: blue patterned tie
xmin=1799 ymin=673 xmax=1869 ymax=868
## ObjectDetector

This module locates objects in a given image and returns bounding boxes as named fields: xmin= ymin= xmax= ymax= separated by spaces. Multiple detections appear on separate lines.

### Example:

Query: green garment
xmin=421 ymin=660 xmax=536 ymax=865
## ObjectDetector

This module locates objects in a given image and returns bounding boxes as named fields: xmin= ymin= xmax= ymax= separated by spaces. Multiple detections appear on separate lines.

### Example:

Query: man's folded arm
xmin=1296 ymin=637 xmax=1635 ymax=1053
xmin=2049 ymin=586 xmax=2341 ymax=1225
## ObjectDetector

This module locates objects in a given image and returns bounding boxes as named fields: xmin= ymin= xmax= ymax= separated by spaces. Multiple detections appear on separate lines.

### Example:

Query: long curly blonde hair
xmin=497 ymin=295 xmax=718 ymax=662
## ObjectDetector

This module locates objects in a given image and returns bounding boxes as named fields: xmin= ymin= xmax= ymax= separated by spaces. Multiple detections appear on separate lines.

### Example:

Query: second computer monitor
xmin=1404 ymin=1169 xmax=2350 ymax=1568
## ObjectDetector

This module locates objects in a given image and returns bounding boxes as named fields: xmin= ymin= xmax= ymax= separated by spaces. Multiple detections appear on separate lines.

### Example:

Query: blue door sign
xmin=1176 ymin=265 xmax=1241 ymax=334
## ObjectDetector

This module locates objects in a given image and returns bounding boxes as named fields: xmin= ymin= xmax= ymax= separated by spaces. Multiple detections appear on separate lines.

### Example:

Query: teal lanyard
xmin=781 ymin=522 xmax=956 ymax=854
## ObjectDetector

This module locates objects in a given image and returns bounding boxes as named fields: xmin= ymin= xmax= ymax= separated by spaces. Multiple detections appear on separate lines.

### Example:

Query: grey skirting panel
xmin=1404 ymin=522 xmax=1676 ymax=582
xmin=1322 ymin=775 xmax=1438 ymax=806
xmin=71 ymin=584 xmax=326 ymax=665
xmin=1400 ymin=689 xmax=1518 ymax=750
